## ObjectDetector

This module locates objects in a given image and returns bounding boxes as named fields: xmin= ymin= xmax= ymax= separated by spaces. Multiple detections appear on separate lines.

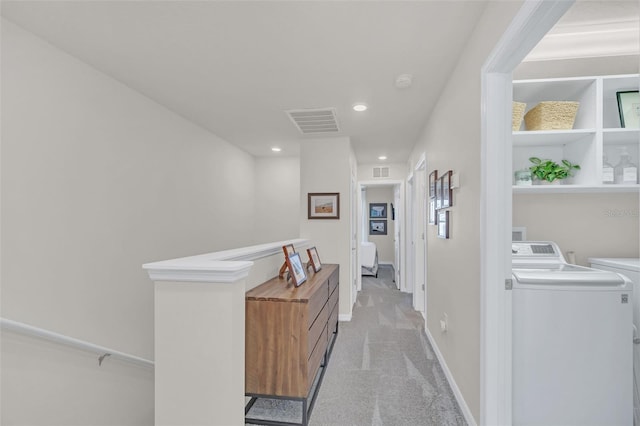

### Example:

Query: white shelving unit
xmin=512 ymin=74 xmax=639 ymax=193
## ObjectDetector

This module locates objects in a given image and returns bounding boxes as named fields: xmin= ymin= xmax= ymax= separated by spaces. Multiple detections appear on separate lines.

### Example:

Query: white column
xmin=145 ymin=260 xmax=252 ymax=426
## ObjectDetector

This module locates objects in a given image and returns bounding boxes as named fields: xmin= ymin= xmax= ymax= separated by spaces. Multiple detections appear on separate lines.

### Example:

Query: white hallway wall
xmin=300 ymin=137 xmax=356 ymax=318
xmin=1 ymin=19 xmax=298 ymax=425
xmin=254 ymin=156 xmax=301 ymax=244
xmin=407 ymin=2 xmax=523 ymax=422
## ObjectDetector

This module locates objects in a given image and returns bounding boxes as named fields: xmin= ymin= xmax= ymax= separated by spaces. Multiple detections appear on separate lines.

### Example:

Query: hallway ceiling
xmin=1 ymin=1 xmax=488 ymax=164
xmin=2 ymin=1 xmax=637 ymax=164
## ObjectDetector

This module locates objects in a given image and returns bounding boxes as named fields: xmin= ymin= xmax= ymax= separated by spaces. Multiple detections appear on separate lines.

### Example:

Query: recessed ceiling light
xmin=353 ymin=103 xmax=368 ymax=112
xmin=271 ymin=147 xmax=282 ymax=152
xmin=378 ymin=156 xmax=387 ymax=160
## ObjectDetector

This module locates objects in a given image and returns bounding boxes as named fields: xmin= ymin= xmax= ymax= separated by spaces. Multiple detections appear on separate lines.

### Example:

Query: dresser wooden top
xmin=246 ymin=264 xmax=338 ymax=303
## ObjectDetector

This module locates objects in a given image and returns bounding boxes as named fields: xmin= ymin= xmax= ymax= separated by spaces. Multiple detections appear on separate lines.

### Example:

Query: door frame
xmin=357 ymin=179 xmax=405 ymax=292
xmin=411 ymin=154 xmax=427 ymax=315
xmin=479 ymin=1 xmax=573 ymax=424
xmin=405 ymin=172 xmax=415 ymax=295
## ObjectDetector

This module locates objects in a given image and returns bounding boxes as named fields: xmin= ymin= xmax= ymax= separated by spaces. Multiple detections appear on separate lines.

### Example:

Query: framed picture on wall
xmin=369 ymin=203 xmax=387 ymax=218
xmin=308 ymin=193 xmax=340 ymax=219
xmin=440 ymin=170 xmax=453 ymax=208
xmin=429 ymin=170 xmax=438 ymax=199
xmin=437 ymin=210 xmax=449 ymax=239
xmin=435 ymin=176 xmax=442 ymax=209
xmin=369 ymin=219 xmax=387 ymax=235
xmin=429 ymin=199 xmax=436 ymax=225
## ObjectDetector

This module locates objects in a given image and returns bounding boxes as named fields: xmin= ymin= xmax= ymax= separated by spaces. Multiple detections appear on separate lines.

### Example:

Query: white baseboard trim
xmin=424 ymin=327 xmax=477 ymax=426
xmin=338 ymin=314 xmax=352 ymax=322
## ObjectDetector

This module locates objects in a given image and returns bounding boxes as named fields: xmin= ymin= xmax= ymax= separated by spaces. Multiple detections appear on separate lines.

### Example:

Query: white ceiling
xmin=1 ymin=1 xmax=489 ymax=164
xmin=2 ymin=1 xmax=637 ymax=164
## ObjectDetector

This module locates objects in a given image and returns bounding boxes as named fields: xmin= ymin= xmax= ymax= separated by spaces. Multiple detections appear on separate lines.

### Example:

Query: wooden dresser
xmin=245 ymin=264 xmax=339 ymax=425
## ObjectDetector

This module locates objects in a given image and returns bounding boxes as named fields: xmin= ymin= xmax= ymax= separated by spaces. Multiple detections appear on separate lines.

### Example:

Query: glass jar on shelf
xmin=514 ymin=169 xmax=532 ymax=186
xmin=602 ymin=155 xmax=615 ymax=184
xmin=614 ymin=148 xmax=638 ymax=184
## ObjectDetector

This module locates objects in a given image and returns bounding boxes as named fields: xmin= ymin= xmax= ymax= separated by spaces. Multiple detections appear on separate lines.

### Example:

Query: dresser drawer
xmin=329 ymin=296 xmax=339 ymax=334
xmin=328 ymin=281 xmax=338 ymax=310
xmin=307 ymin=323 xmax=327 ymax=384
xmin=328 ymin=270 xmax=339 ymax=297
xmin=307 ymin=301 xmax=329 ymax=356
xmin=307 ymin=282 xmax=328 ymax=328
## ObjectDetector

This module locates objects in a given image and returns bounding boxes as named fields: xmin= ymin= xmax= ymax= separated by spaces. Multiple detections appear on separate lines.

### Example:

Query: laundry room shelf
xmin=513 ymin=74 xmax=639 ymax=191
xmin=513 ymin=184 xmax=640 ymax=194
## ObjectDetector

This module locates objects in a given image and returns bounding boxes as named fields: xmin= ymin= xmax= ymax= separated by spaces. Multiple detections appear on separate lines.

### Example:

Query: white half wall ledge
xmin=143 ymin=238 xmax=310 ymax=283
xmin=144 ymin=261 xmax=254 ymax=283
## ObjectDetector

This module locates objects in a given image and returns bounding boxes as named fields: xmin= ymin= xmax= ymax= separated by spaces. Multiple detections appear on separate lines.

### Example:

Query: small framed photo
xmin=282 ymin=244 xmax=295 ymax=257
xmin=617 ymin=91 xmax=640 ymax=128
xmin=437 ymin=210 xmax=449 ymax=239
xmin=440 ymin=170 xmax=453 ymax=209
xmin=307 ymin=246 xmax=322 ymax=273
xmin=435 ymin=176 xmax=442 ymax=209
xmin=308 ymin=193 xmax=340 ymax=219
xmin=429 ymin=170 xmax=438 ymax=199
xmin=279 ymin=244 xmax=296 ymax=278
xmin=286 ymin=252 xmax=307 ymax=287
xmin=369 ymin=219 xmax=387 ymax=235
xmin=369 ymin=203 xmax=387 ymax=218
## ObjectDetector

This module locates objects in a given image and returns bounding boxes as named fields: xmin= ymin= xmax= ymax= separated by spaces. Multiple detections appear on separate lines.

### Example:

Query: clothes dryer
xmin=589 ymin=257 xmax=640 ymax=426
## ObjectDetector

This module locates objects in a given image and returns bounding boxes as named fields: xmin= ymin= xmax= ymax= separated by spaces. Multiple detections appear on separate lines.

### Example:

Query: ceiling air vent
xmin=285 ymin=108 xmax=339 ymax=134
xmin=373 ymin=167 xmax=390 ymax=178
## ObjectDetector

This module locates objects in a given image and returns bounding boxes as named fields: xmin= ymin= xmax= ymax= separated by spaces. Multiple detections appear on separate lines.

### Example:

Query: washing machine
xmin=512 ymin=241 xmax=633 ymax=426
xmin=589 ymin=257 xmax=640 ymax=426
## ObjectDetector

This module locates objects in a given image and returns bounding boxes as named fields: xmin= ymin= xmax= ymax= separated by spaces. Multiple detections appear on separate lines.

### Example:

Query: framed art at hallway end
xmin=369 ymin=203 xmax=387 ymax=218
xmin=308 ymin=193 xmax=340 ymax=219
xmin=369 ymin=219 xmax=387 ymax=235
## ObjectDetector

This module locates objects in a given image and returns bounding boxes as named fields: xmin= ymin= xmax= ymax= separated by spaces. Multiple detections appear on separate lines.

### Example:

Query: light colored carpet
xmin=246 ymin=265 xmax=467 ymax=426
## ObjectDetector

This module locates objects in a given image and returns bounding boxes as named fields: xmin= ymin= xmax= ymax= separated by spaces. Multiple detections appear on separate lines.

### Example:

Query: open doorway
xmin=357 ymin=180 xmax=405 ymax=295
xmin=480 ymin=1 xmax=574 ymax=424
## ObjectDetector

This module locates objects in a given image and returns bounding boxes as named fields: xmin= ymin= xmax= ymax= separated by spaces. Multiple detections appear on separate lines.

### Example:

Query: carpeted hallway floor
xmin=246 ymin=265 xmax=467 ymax=426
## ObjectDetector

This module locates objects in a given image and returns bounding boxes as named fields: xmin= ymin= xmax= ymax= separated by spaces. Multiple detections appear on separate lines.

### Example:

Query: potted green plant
xmin=528 ymin=157 xmax=580 ymax=184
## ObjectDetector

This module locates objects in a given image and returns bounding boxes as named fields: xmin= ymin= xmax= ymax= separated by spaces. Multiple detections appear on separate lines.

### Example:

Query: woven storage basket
xmin=512 ymin=102 xmax=526 ymax=131
xmin=524 ymin=101 xmax=579 ymax=130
